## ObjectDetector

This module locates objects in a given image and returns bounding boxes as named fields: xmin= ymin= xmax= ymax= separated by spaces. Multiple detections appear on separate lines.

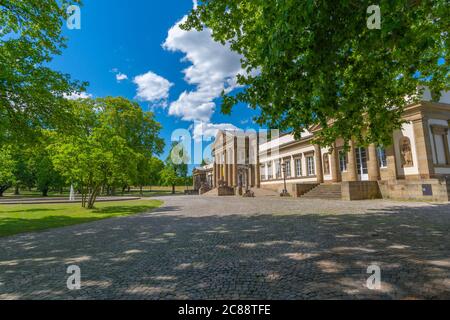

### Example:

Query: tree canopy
xmin=182 ymin=0 xmax=450 ymax=147
xmin=0 ymin=0 xmax=87 ymax=140
xmin=0 ymin=147 xmax=16 ymax=196
xmin=161 ymin=142 xmax=190 ymax=194
xmin=48 ymin=97 xmax=164 ymax=208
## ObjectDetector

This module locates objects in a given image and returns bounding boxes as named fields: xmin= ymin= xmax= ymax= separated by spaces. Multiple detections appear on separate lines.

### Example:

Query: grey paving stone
xmin=0 ymin=196 xmax=449 ymax=300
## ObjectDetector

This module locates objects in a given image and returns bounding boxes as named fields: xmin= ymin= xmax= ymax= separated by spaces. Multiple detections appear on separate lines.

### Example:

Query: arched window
xmin=400 ymin=137 xmax=414 ymax=168
xmin=323 ymin=153 xmax=330 ymax=175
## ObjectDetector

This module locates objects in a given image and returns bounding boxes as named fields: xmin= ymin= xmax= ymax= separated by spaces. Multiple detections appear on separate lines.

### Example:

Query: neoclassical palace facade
xmin=194 ymin=90 xmax=450 ymax=201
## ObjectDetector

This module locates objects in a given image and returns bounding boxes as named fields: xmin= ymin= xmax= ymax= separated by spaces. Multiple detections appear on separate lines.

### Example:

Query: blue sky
xmin=51 ymin=0 xmax=260 ymax=165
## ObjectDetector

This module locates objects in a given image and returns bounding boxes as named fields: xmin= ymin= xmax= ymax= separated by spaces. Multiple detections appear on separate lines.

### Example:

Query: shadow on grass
xmin=3 ymin=208 xmax=60 ymax=214
xmin=0 ymin=203 xmax=162 ymax=238
xmin=0 ymin=201 xmax=449 ymax=300
xmin=0 ymin=216 xmax=100 ymax=238
xmin=92 ymin=205 xmax=163 ymax=215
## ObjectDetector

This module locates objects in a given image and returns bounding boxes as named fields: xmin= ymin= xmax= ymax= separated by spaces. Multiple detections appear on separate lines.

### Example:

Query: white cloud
xmin=116 ymin=72 xmax=128 ymax=82
xmin=193 ymin=122 xmax=239 ymax=142
xmin=133 ymin=71 xmax=173 ymax=107
xmin=64 ymin=92 xmax=93 ymax=100
xmin=163 ymin=16 xmax=244 ymax=122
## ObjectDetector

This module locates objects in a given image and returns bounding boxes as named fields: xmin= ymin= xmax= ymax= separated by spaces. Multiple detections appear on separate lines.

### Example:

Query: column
xmin=224 ymin=151 xmax=229 ymax=185
xmin=413 ymin=118 xmax=434 ymax=179
xmin=291 ymin=155 xmax=295 ymax=178
xmin=347 ymin=140 xmax=358 ymax=181
xmin=330 ymin=143 xmax=341 ymax=182
xmin=368 ymin=143 xmax=381 ymax=181
xmin=273 ymin=160 xmax=276 ymax=179
xmin=222 ymin=132 xmax=227 ymax=184
xmin=256 ymin=135 xmax=261 ymax=188
xmin=233 ymin=137 xmax=238 ymax=187
xmin=314 ymin=145 xmax=324 ymax=183
xmin=220 ymin=152 xmax=224 ymax=181
xmin=213 ymin=161 xmax=217 ymax=188
xmin=385 ymin=145 xmax=398 ymax=180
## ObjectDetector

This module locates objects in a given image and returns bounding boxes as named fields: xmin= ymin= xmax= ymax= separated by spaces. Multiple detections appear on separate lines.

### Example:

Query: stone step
xmin=202 ymin=188 xmax=219 ymax=196
xmin=300 ymin=183 xmax=342 ymax=200
xmin=250 ymin=188 xmax=279 ymax=197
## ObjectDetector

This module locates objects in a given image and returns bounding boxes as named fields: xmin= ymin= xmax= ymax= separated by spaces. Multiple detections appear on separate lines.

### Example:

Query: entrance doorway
xmin=355 ymin=147 xmax=369 ymax=181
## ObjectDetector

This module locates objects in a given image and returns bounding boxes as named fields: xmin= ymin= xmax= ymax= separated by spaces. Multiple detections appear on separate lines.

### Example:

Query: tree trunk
xmin=14 ymin=185 xmax=20 ymax=195
xmin=0 ymin=184 xmax=10 ymax=197
xmin=42 ymin=187 xmax=49 ymax=197
xmin=172 ymin=184 xmax=175 ymax=194
xmin=87 ymin=186 xmax=101 ymax=209
xmin=81 ymin=186 xmax=87 ymax=208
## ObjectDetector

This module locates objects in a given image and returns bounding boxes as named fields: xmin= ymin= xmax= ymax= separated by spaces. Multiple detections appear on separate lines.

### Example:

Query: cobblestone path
xmin=0 ymin=196 xmax=449 ymax=299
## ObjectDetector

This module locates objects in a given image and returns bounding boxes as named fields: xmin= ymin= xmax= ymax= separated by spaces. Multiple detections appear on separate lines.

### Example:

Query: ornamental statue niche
xmin=400 ymin=137 xmax=414 ymax=168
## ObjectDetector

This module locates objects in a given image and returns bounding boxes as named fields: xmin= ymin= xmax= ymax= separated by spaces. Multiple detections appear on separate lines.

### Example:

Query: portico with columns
xmin=211 ymin=131 xmax=261 ymax=191
xmin=200 ymin=90 xmax=450 ymax=201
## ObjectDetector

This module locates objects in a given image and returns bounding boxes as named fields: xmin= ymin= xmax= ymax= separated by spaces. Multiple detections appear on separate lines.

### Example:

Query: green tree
xmin=160 ymin=165 xmax=180 ymax=195
xmin=166 ymin=142 xmax=189 ymax=178
xmin=146 ymin=157 xmax=165 ymax=192
xmin=50 ymin=127 xmax=137 ymax=208
xmin=11 ymin=146 xmax=35 ymax=194
xmin=161 ymin=142 xmax=190 ymax=194
xmin=49 ymin=98 xmax=164 ymax=208
xmin=0 ymin=0 xmax=87 ymax=139
xmin=0 ymin=147 xmax=16 ymax=196
xmin=30 ymin=145 xmax=64 ymax=197
xmin=96 ymin=97 xmax=165 ymax=157
xmin=182 ymin=1 xmax=449 ymax=147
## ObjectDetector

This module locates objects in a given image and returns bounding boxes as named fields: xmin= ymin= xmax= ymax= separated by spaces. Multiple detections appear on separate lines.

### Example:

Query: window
xmin=260 ymin=165 xmax=266 ymax=181
xmin=275 ymin=160 xmax=282 ymax=179
xmin=431 ymin=125 xmax=450 ymax=165
xmin=295 ymin=158 xmax=302 ymax=177
xmin=399 ymin=137 xmax=414 ymax=168
xmin=356 ymin=147 xmax=369 ymax=175
xmin=339 ymin=150 xmax=348 ymax=172
xmin=377 ymin=147 xmax=388 ymax=168
xmin=267 ymin=162 xmax=273 ymax=180
xmin=284 ymin=159 xmax=292 ymax=178
xmin=434 ymin=135 xmax=448 ymax=164
xmin=306 ymin=156 xmax=315 ymax=176
xmin=323 ymin=153 xmax=330 ymax=175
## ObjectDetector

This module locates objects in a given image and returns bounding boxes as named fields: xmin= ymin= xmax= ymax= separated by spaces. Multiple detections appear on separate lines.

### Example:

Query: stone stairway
xmin=300 ymin=183 xmax=342 ymax=200
xmin=250 ymin=188 xmax=280 ymax=197
xmin=202 ymin=188 xmax=220 ymax=196
xmin=202 ymin=187 xmax=280 ymax=197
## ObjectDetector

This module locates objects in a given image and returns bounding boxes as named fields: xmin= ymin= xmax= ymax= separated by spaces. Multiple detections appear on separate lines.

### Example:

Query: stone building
xmin=208 ymin=130 xmax=262 ymax=195
xmin=192 ymin=164 xmax=213 ymax=194
xmin=201 ymin=90 xmax=450 ymax=201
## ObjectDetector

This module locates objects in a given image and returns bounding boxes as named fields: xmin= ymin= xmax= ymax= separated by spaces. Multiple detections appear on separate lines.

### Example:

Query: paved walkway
xmin=0 ymin=196 xmax=449 ymax=300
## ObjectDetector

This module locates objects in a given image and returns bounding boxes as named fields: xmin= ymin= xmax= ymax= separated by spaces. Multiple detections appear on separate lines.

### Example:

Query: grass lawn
xmin=0 ymin=199 xmax=163 ymax=238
